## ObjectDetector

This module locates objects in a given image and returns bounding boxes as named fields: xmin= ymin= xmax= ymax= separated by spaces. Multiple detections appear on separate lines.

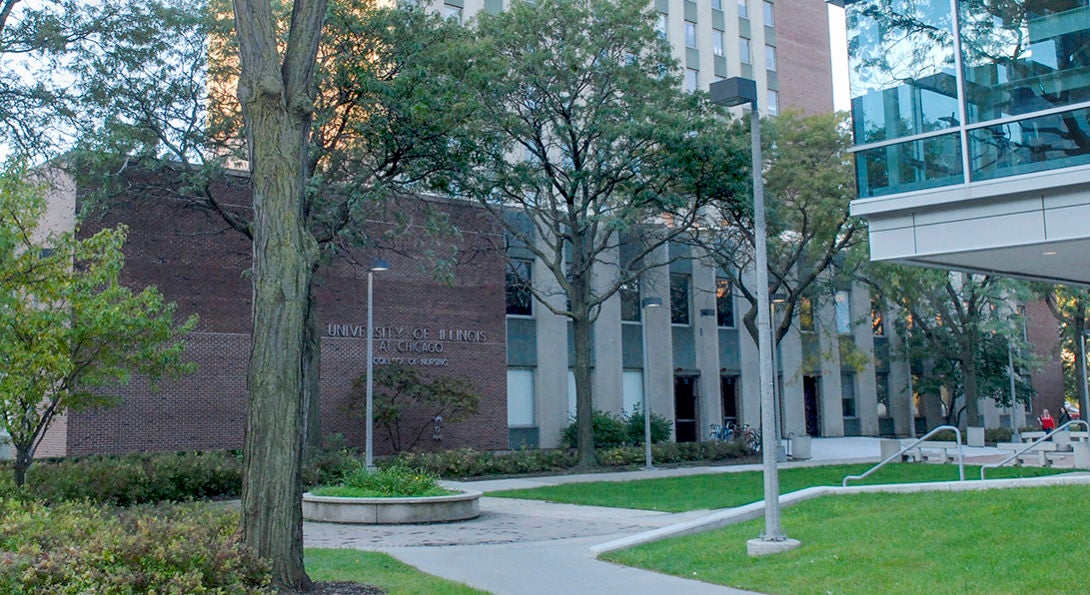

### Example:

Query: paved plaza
xmin=302 ymin=437 xmax=1086 ymax=594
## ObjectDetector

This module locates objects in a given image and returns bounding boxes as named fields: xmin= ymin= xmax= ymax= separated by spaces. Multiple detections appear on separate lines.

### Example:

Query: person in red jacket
xmin=1040 ymin=409 xmax=1056 ymax=433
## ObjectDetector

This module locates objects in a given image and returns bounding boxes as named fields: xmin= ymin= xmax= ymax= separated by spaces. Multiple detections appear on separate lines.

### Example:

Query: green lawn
xmin=306 ymin=548 xmax=487 ymax=594
xmin=603 ymin=485 xmax=1090 ymax=594
xmin=488 ymin=463 xmax=1066 ymax=511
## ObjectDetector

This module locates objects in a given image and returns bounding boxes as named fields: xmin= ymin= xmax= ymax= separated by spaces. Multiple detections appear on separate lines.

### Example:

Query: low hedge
xmin=0 ymin=498 xmax=270 ymax=593
xmin=0 ymin=436 xmax=754 ymax=504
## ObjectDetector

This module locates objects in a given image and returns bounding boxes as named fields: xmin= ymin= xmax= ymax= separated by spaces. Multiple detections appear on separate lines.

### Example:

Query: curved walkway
xmin=301 ymin=437 xmax=1075 ymax=595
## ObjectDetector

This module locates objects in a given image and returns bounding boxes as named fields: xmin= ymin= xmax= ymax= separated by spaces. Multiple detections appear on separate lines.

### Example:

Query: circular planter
xmin=302 ymin=490 xmax=481 ymax=524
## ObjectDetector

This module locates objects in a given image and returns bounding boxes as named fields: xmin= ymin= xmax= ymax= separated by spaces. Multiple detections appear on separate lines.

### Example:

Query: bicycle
xmin=708 ymin=422 xmax=736 ymax=442
xmin=740 ymin=424 xmax=761 ymax=453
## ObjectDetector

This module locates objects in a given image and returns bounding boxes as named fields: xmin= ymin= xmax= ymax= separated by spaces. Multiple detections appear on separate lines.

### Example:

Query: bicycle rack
xmin=842 ymin=425 xmax=965 ymax=487
xmin=980 ymin=419 xmax=1089 ymax=480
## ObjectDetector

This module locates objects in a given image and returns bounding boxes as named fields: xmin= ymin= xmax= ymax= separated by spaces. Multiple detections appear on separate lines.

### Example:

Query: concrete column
xmin=817 ymin=296 xmax=845 ymax=437
xmin=692 ymin=254 xmax=722 ymax=436
xmin=885 ymin=302 xmax=914 ymax=437
xmin=533 ymin=246 xmax=571 ymax=448
xmin=592 ymin=246 xmax=624 ymax=413
xmin=642 ymin=245 xmax=674 ymax=438
xmin=852 ymin=285 xmax=880 ymax=436
xmin=738 ymin=268 xmax=761 ymax=430
xmin=778 ymin=315 xmax=806 ymax=438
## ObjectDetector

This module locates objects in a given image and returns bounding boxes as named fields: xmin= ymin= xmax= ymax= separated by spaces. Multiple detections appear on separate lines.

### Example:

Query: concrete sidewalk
xmin=300 ymin=437 xmax=1056 ymax=594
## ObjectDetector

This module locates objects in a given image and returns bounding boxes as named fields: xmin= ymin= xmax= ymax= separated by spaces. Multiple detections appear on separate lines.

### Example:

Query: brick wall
xmin=1025 ymin=300 xmax=1064 ymax=420
xmin=64 ymin=168 xmax=508 ymax=456
xmin=775 ymin=0 xmax=834 ymax=115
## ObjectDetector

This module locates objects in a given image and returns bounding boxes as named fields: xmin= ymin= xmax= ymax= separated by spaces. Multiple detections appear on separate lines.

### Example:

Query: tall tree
xmin=229 ymin=0 xmax=326 ymax=590
xmin=1041 ymin=286 xmax=1090 ymax=420
xmin=698 ymin=111 xmax=864 ymax=357
xmin=0 ymin=167 xmax=196 ymax=486
xmin=866 ymin=265 xmax=1036 ymax=428
xmin=460 ymin=0 xmax=744 ymax=466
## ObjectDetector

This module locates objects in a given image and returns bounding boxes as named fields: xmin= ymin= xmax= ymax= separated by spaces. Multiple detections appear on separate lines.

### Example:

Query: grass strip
xmin=602 ymin=484 xmax=1090 ymax=594
xmin=306 ymin=548 xmax=487 ymax=595
xmin=488 ymin=463 xmax=1066 ymax=511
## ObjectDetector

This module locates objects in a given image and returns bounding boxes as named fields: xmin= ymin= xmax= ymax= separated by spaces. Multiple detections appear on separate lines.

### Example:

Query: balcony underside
xmin=851 ymin=165 xmax=1090 ymax=286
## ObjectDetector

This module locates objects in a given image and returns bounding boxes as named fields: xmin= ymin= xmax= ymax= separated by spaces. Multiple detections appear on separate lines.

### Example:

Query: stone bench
xmin=902 ymin=441 xmax=960 ymax=464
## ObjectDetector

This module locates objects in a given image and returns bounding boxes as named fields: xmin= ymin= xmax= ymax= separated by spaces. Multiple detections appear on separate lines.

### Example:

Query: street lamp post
xmin=365 ymin=258 xmax=390 ymax=470
xmin=641 ymin=297 xmax=663 ymax=469
xmin=710 ymin=77 xmax=800 ymax=556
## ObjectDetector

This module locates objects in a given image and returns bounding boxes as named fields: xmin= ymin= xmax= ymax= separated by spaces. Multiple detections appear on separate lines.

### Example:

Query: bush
xmin=302 ymin=433 xmax=359 ymax=489
xmin=0 ymin=499 xmax=270 ymax=594
xmin=312 ymin=465 xmax=451 ymax=498
xmin=561 ymin=408 xmax=674 ymax=448
xmin=12 ymin=451 xmax=243 ymax=505
xmin=985 ymin=427 xmax=1013 ymax=444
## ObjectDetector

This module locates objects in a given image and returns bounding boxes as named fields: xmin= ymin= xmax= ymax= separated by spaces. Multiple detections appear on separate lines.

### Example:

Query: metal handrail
xmin=843 ymin=425 xmax=964 ymax=487
xmin=980 ymin=420 xmax=1089 ymax=480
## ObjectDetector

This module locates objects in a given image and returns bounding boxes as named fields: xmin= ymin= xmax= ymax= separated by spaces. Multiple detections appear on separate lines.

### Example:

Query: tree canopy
xmin=0 ymin=167 xmax=196 ymax=486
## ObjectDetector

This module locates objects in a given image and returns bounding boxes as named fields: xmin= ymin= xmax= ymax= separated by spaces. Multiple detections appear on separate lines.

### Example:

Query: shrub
xmin=0 ymin=499 xmax=270 ymax=594
xmin=312 ymin=465 xmax=451 ymax=498
xmin=625 ymin=407 xmax=674 ymax=445
xmin=985 ymin=427 xmax=1013 ymax=444
xmin=560 ymin=410 xmax=629 ymax=448
xmin=6 ymin=450 xmax=243 ymax=505
xmin=303 ymin=433 xmax=359 ymax=489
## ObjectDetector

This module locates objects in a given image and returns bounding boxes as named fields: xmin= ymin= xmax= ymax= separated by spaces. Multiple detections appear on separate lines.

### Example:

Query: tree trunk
xmin=572 ymin=311 xmax=595 ymax=467
xmin=303 ymin=279 xmax=322 ymax=458
xmin=13 ymin=444 xmax=31 ymax=487
xmin=232 ymin=1 xmax=326 ymax=591
xmin=963 ymin=355 xmax=982 ymax=427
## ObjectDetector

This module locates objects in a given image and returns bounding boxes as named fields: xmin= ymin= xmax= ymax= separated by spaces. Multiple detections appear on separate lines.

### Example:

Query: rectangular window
xmin=739 ymin=38 xmax=751 ymax=65
xmin=622 ymin=369 xmax=643 ymax=414
xmin=441 ymin=4 xmax=462 ymax=23
xmin=835 ymin=289 xmax=852 ymax=335
xmin=685 ymin=21 xmax=696 ymax=48
xmin=799 ymin=297 xmax=814 ymax=332
xmin=712 ymin=29 xmax=724 ymax=56
xmin=620 ymin=278 xmax=641 ymax=322
xmin=876 ymin=372 xmax=889 ymax=417
xmin=764 ymin=44 xmax=776 ymax=72
xmin=842 ymin=373 xmax=857 ymax=417
xmin=684 ymin=68 xmax=698 ymax=92
xmin=763 ymin=0 xmax=774 ymax=26
xmin=737 ymin=0 xmax=748 ymax=19
xmin=767 ymin=89 xmax=779 ymax=115
xmin=507 ymin=369 xmax=535 ymax=426
xmin=656 ymin=13 xmax=668 ymax=39
xmin=506 ymin=259 xmax=533 ymax=316
xmin=670 ymin=273 xmax=691 ymax=325
xmin=871 ymin=303 xmax=885 ymax=336
xmin=716 ymin=278 xmax=735 ymax=328
xmin=712 ymin=0 xmax=722 ymax=9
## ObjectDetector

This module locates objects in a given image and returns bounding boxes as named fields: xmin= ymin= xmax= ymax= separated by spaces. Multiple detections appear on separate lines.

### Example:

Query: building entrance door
xmin=674 ymin=375 xmax=698 ymax=442
xmin=720 ymin=375 xmax=739 ymax=426
xmin=804 ymin=375 xmax=821 ymax=437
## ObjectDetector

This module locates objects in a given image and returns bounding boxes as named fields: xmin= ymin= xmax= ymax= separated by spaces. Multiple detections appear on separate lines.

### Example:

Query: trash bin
xmin=790 ymin=435 xmax=811 ymax=460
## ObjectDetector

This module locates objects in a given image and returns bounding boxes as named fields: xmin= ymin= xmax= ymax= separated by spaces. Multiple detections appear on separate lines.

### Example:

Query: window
xmin=799 ymin=297 xmax=814 ymax=332
xmin=739 ymin=38 xmax=751 ymax=65
xmin=507 ymin=369 xmax=535 ymax=426
xmin=685 ymin=21 xmax=696 ymax=48
xmin=716 ymin=278 xmax=735 ymax=327
xmin=767 ymin=89 xmax=779 ymax=115
xmin=622 ymin=370 xmax=643 ymax=414
xmin=737 ymin=0 xmax=748 ymax=19
xmin=841 ymin=373 xmax=857 ymax=417
xmin=763 ymin=0 xmax=774 ymax=26
xmin=712 ymin=29 xmax=725 ymax=56
xmin=835 ymin=289 xmax=852 ymax=335
xmin=656 ymin=13 xmax=668 ymax=39
xmin=765 ymin=45 xmax=776 ymax=72
xmin=871 ymin=303 xmax=885 ymax=336
xmin=876 ymin=372 xmax=889 ymax=417
xmin=506 ymin=259 xmax=533 ymax=316
xmin=441 ymin=4 xmax=462 ymax=23
xmin=620 ymin=278 xmax=641 ymax=322
xmin=670 ymin=273 xmax=691 ymax=325
xmin=712 ymin=0 xmax=722 ymax=9
xmin=684 ymin=69 xmax=698 ymax=92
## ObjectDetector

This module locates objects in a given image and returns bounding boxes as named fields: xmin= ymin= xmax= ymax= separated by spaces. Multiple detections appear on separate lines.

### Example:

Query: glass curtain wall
xmin=847 ymin=0 xmax=1090 ymax=197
